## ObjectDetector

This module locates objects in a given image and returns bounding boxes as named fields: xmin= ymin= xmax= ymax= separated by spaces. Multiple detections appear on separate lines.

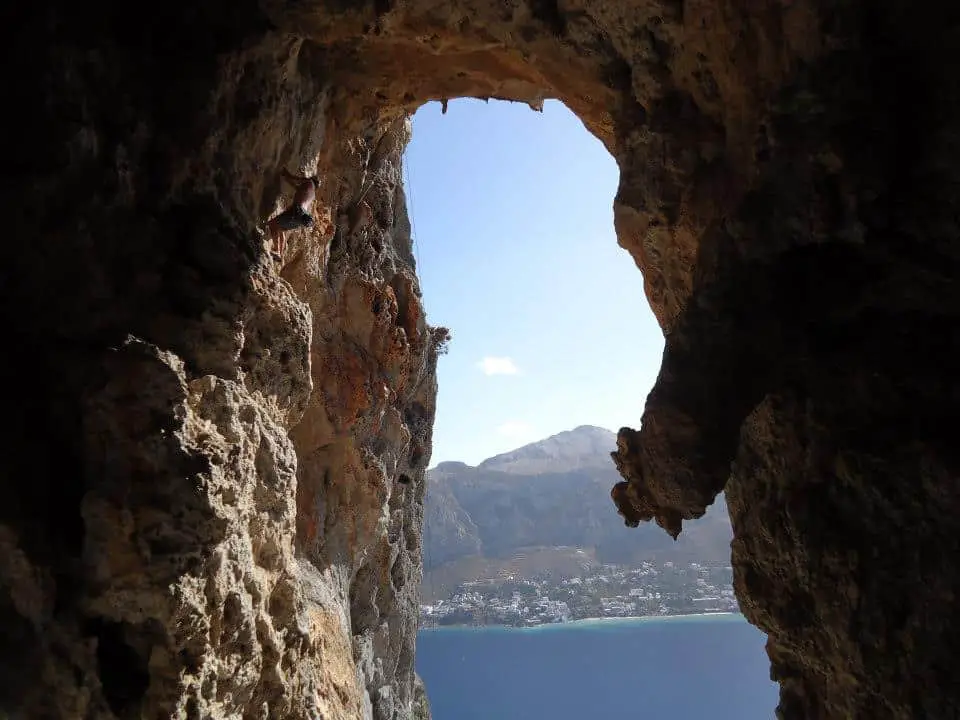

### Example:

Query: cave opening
xmin=278 ymin=15 xmax=790 ymax=712
xmin=405 ymin=97 xmax=777 ymax=718
xmin=9 ymin=1 xmax=959 ymax=717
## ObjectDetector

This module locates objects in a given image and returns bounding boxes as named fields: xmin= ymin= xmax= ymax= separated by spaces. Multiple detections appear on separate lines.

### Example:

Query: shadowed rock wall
xmin=4 ymin=0 xmax=959 ymax=718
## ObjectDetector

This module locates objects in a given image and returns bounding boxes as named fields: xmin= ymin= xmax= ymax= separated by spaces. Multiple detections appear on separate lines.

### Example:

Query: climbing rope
xmin=400 ymin=142 xmax=423 ymax=271
xmin=400 ymin=122 xmax=433 ymax=610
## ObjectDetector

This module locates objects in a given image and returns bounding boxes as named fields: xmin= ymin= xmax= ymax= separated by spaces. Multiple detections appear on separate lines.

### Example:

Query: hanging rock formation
xmin=4 ymin=0 xmax=959 ymax=719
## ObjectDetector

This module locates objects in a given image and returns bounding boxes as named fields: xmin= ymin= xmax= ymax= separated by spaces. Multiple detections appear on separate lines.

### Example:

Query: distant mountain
xmin=478 ymin=425 xmax=618 ymax=475
xmin=423 ymin=426 xmax=733 ymax=595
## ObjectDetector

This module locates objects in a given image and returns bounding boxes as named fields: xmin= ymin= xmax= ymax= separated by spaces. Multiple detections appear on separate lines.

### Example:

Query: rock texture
xmin=5 ymin=0 xmax=960 ymax=718
xmin=4 ymin=4 xmax=437 ymax=718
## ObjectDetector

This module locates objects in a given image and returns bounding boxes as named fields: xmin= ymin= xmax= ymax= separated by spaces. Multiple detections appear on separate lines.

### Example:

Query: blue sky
xmin=404 ymin=99 xmax=664 ymax=466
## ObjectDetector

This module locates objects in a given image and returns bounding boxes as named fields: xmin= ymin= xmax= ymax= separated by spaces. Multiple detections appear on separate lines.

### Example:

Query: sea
xmin=415 ymin=613 xmax=778 ymax=720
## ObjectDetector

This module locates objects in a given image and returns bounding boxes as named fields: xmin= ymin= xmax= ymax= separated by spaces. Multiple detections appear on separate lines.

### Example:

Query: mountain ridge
xmin=424 ymin=426 xmax=732 ymax=590
xmin=446 ymin=425 xmax=619 ymax=476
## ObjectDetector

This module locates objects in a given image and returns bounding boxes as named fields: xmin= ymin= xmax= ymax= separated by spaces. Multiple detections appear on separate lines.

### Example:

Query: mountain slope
xmin=423 ymin=426 xmax=733 ymax=575
xmin=478 ymin=425 xmax=619 ymax=475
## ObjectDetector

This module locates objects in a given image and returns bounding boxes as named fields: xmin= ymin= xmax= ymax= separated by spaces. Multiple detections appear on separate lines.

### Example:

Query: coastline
xmin=420 ymin=611 xmax=744 ymax=632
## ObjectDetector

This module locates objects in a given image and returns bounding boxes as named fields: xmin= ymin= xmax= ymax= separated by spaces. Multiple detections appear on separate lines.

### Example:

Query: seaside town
xmin=420 ymin=560 xmax=740 ymax=627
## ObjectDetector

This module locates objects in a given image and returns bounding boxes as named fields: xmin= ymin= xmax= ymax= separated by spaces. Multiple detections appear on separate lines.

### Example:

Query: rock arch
xmin=4 ymin=0 xmax=960 ymax=718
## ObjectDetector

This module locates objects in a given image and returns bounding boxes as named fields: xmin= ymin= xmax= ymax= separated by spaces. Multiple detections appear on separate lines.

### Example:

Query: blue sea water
xmin=415 ymin=614 xmax=778 ymax=720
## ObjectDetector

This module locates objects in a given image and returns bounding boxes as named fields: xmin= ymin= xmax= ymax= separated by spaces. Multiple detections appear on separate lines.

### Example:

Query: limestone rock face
xmin=4 ymin=4 xmax=436 ymax=717
xmin=5 ymin=0 xmax=960 ymax=718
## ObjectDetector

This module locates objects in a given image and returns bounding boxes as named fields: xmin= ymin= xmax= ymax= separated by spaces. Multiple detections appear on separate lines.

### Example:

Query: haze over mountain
xmin=423 ymin=426 xmax=733 ymax=596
